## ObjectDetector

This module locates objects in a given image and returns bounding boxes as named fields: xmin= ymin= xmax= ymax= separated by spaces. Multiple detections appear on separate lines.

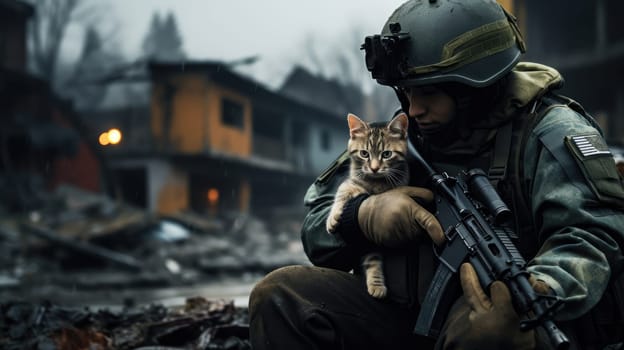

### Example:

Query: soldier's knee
xmin=249 ymin=265 xmax=305 ymax=315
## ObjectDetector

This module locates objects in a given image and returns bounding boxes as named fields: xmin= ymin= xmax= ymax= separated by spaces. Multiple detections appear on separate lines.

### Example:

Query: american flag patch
xmin=569 ymin=134 xmax=612 ymax=158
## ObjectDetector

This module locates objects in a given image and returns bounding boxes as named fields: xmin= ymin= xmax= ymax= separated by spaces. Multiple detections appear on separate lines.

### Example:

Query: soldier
xmin=249 ymin=0 xmax=624 ymax=349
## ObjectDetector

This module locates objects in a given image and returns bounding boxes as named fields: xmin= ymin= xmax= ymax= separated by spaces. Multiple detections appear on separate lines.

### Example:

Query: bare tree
xmin=27 ymin=0 xmax=79 ymax=84
xmin=329 ymin=26 xmax=372 ymax=91
xmin=301 ymin=33 xmax=328 ymax=78
xmin=292 ymin=26 xmax=401 ymax=121
xmin=66 ymin=26 xmax=125 ymax=109
xmin=25 ymin=0 xmax=124 ymax=109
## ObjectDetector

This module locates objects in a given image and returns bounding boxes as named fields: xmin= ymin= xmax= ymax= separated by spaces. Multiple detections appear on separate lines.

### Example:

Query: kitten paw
xmin=326 ymin=206 xmax=342 ymax=234
xmin=326 ymin=216 xmax=339 ymax=234
xmin=368 ymin=285 xmax=387 ymax=299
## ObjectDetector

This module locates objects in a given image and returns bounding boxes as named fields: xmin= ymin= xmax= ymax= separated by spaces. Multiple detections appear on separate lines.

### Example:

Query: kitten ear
xmin=347 ymin=113 xmax=368 ymax=138
xmin=387 ymin=113 xmax=408 ymax=139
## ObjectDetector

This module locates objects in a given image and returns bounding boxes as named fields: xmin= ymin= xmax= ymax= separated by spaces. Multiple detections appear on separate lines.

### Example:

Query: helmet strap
xmin=393 ymin=86 xmax=411 ymax=115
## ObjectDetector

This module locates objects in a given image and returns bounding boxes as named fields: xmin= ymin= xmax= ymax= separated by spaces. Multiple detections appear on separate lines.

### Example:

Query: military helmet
xmin=362 ymin=0 xmax=526 ymax=87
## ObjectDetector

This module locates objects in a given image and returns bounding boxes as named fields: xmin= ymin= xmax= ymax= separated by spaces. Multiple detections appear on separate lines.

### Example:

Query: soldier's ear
xmin=348 ymin=113 xmax=368 ymax=138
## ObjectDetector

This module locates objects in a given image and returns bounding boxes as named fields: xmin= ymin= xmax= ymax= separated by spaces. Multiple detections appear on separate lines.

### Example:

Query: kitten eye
xmin=381 ymin=151 xmax=393 ymax=159
xmin=359 ymin=150 xmax=369 ymax=158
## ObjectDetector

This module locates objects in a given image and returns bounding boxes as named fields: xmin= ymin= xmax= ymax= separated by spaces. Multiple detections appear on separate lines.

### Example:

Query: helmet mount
xmin=360 ymin=26 xmax=411 ymax=84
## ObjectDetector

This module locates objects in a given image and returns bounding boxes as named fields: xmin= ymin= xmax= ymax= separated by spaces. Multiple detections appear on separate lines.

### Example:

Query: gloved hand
xmin=440 ymin=263 xmax=537 ymax=350
xmin=357 ymin=186 xmax=444 ymax=247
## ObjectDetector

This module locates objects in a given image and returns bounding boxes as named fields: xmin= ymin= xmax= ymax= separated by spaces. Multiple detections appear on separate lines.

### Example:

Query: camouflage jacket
xmin=300 ymin=62 xmax=624 ymax=323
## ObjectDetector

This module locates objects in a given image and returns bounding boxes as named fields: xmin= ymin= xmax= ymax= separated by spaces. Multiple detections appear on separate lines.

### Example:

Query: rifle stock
xmin=408 ymin=140 xmax=569 ymax=350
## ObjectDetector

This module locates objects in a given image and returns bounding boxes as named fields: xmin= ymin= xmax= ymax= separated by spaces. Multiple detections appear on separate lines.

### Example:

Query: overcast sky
xmin=106 ymin=0 xmax=408 ymax=89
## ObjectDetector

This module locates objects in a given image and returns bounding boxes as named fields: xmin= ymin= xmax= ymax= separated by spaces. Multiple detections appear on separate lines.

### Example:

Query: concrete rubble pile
xmin=0 ymin=184 xmax=309 ymax=349
xmin=0 ymin=297 xmax=250 ymax=350
xmin=0 ymin=184 xmax=307 ymax=295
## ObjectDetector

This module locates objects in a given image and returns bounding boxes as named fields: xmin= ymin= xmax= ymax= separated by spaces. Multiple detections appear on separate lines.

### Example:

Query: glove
xmin=440 ymin=263 xmax=536 ymax=350
xmin=357 ymin=186 xmax=444 ymax=247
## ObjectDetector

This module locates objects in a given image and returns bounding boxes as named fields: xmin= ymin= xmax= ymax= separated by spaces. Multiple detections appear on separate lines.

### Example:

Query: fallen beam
xmin=22 ymin=223 xmax=143 ymax=271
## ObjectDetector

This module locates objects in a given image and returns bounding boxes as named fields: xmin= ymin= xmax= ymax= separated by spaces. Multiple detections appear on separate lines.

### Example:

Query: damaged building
xmin=93 ymin=60 xmax=350 ymax=219
xmin=0 ymin=0 xmax=104 ymax=213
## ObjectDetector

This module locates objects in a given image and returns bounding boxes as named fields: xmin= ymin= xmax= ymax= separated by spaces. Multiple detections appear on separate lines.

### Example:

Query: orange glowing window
xmin=207 ymin=188 xmax=219 ymax=205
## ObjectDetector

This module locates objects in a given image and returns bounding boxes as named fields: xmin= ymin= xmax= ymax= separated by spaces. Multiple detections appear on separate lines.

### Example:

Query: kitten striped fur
xmin=326 ymin=112 xmax=410 ymax=298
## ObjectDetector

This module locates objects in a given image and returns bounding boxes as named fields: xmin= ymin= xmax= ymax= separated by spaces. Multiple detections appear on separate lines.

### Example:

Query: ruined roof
xmin=148 ymin=60 xmax=343 ymax=125
xmin=279 ymin=65 xmax=366 ymax=118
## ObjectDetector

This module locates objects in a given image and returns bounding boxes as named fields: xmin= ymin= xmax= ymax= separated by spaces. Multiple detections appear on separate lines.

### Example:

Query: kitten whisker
xmin=390 ymin=168 xmax=409 ymax=177
xmin=386 ymin=170 xmax=404 ymax=187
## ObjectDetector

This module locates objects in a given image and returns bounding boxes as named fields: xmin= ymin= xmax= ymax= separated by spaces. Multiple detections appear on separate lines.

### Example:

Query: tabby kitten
xmin=326 ymin=112 xmax=410 ymax=298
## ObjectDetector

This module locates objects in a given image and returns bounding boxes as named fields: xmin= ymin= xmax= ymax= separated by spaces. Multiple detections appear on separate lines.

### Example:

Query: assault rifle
xmin=408 ymin=140 xmax=569 ymax=350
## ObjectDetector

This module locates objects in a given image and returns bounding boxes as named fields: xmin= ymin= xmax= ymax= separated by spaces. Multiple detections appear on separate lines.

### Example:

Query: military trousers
xmin=248 ymin=265 xmax=609 ymax=350
xmin=248 ymin=265 xmax=437 ymax=350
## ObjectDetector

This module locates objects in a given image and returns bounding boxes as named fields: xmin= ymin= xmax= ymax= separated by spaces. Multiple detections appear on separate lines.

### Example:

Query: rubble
xmin=0 ymin=183 xmax=309 ymax=349
xmin=0 ymin=297 xmax=250 ymax=350
xmin=22 ymin=223 xmax=143 ymax=270
xmin=0 ymin=183 xmax=307 ymax=291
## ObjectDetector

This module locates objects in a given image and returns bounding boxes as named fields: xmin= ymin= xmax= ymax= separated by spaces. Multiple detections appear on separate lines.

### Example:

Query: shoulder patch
xmin=567 ymin=134 xmax=611 ymax=158
xmin=565 ymin=133 xmax=624 ymax=208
